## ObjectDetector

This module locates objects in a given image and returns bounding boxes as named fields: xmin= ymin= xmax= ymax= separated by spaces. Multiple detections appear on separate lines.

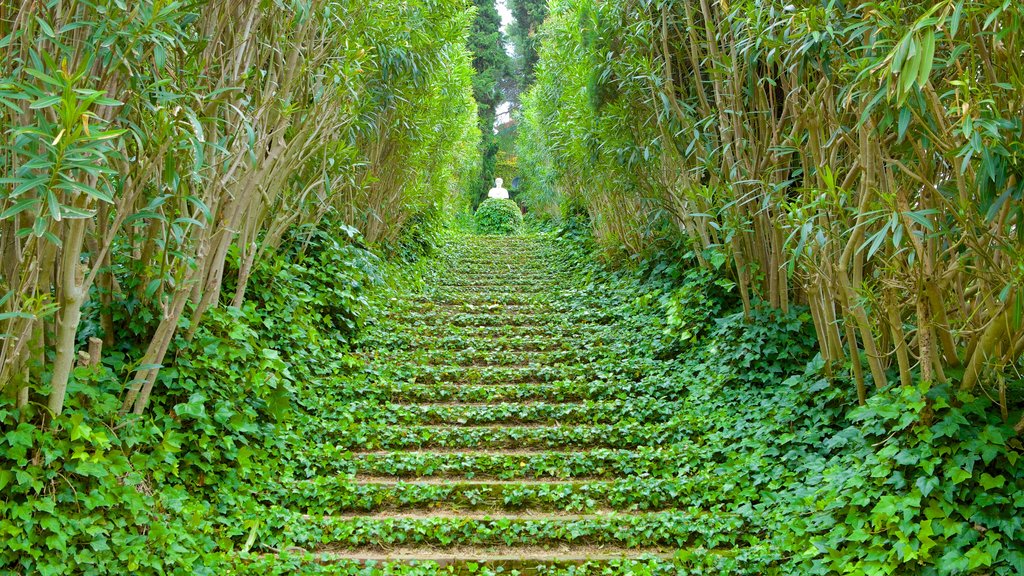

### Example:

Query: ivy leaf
xmin=979 ymin=473 xmax=1005 ymax=490
xmin=949 ymin=467 xmax=972 ymax=485
xmin=916 ymin=475 xmax=940 ymax=497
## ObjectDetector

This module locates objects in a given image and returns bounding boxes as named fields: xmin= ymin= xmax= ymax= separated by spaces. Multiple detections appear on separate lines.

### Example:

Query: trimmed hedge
xmin=475 ymin=198 xmax=523 ymax=235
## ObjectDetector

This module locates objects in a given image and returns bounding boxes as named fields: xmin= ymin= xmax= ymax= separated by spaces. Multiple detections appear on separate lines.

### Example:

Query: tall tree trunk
xmin=47 ymin=218 xmax=89 ymax=418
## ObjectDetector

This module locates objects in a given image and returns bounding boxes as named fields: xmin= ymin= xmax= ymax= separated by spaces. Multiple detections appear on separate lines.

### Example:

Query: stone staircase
xmin=255 ymin=235 xmax=742 ymax=572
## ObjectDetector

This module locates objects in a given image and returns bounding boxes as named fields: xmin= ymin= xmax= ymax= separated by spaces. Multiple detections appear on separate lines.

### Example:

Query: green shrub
xmin=475 ymin=198 xmax=523 ymax=235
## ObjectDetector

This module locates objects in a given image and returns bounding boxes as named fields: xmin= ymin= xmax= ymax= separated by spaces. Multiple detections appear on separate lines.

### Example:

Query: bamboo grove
xmin=0 ymin=0 xmax=479 ymax=420
xmin=519 ymin=0 xmax=1024 ymax=416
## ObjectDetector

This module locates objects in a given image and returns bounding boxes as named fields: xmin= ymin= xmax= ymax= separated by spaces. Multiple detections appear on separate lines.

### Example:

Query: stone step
xmin=266 ymin=477 xmax=704 ymax=514
xmin=406 ymin=323 xmax=606 ymax=340
xmin=362 ymin=334 xmax=581 ymax=353
xmin=258 ymin=509 xmax=744 ymax=550
xmin=308 ymin=545 xmax=676 ymax=564
xmin=235 ymin=547 xmax=762 ymax=575
xmin=298 ymin=447 xmax=696 ymax=479
xmin=388 ymin=312 xmax=610 ymax=328
xmin=377 ymin=364 xmax=602 ymax=385
xmin=366 ymin=348 xmax=612 ymax=369
xmin=331 ymin=399 xmax=681 ymax=426
xmin=360 ymin=331 xmax=607 ymax=353
xmin=309 ymin=421 xmax=684 ymax=451
xmin=356 ymin=380 xmax=637 ymax=403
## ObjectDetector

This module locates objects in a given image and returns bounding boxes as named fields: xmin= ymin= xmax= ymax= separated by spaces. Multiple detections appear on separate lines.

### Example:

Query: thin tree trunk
xmin=47 ymin=218 xmax=89 ymax=419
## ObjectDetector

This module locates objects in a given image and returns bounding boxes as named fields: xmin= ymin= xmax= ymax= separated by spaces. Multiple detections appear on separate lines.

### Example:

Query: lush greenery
xmin=1 ymin=220 xmax=379 ymax=573
xmin=0 ymin=0 xmax=475 ymax=573
xmin=474 ymin=197 xmax=523 ymax=235
xmin=509 ymin=0 xmax=549 ymax=89
xmin=4 ymin=0 xmax=1024 ymax=574
xmin=0 ymin=0 xmax=478 ymax=419
xmin=466 ymin=0 xmax=513 ymax=206
xmin=519 ymin=1 xmax=1023 ymax=420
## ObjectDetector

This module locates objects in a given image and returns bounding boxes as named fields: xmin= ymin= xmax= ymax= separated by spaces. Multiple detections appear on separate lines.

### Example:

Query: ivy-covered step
xmin=224 ymin=549 xmax=774 ymax=576
xmin=296 ymin=376 xmax=688 ymax=419
xmin=258 ymin=509 xmax=748 ymax=551
xmin=363 ymin=334 xmax=583 ymax=354
xmin=432 ymin=278 xmax=554 ymax=288
xmin=444 ymin=270 xmax=569 ymax=280
xmin=359 ymin=334 xmax=605 ymax=356
xmin=265 ymin=477 xmax=717 ymax=514
xmin=410 ymin=293 xmax=560 ymax=307
xmin=379 ymin=364 xmax=603 ymax=385
xmin=358 ymin=379 xmax=675 ymax=404
xmin=444 ymin=243 xmax=554 ymax=254
xmin=429 ymin=279 xmax=561 ymax=288
xmin=313 ymin=372 xmax=687 ymax=405
xmin=383 ymin=359 xmax=665 ymax=385
xmin=375 ymin=348 xmax=614 ymax=368
xmin=406 ymin=301 xmax=568 ymax=314
xmin=430 ymin=282 xmax=557 ymax=293
xmin=447 ymin=251 xmax=563 ymax=260
xmin=314 ymin=422 xmax=687 ymax=450
xmin=387 ymin=311 xmax=611 ymax=328
xmin=424 ymin=283 xmax=565 ymax=295
xmin=399 ymin=323 xmax=609 ymax=342
xmin=386 ymin=305 xmax=582 ymax=322
xmin=443 ymin=244 xmax=554 ymax=255
xmin=297 ymin=447 xmax=699 ymax=479
xmin=332 ymin=399 xmax=684 ymax=426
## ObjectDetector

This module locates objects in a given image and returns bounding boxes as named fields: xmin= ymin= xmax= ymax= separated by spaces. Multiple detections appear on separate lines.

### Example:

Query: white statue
xmin=487 ymin=178 xmax=509 ymax=199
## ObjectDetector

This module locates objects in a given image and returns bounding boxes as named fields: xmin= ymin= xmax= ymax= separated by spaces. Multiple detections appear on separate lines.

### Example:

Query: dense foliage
xmin=474 ymin=197 xmax=523 ymax=235
xmin=519 ymin=0 xmax=1023 ymax=416
xmin=0 ymin=1 xmax=476 ymax=573
xmin=1 ymin=221 xmax=379 ymax=573
xmin=509 ymin=0 xmax=549 ymax=89
xmin=5 ymin=0 xmax=1024 ymax=574
xmin=466 ymin=0 xmax=513 ymax=206
xmin=0 ymin=1 xmax=477 ymax=420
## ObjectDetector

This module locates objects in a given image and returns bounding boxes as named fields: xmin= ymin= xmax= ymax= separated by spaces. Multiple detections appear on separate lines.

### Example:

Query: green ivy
xmin=474 ymin=198 xmax=523 ymax=235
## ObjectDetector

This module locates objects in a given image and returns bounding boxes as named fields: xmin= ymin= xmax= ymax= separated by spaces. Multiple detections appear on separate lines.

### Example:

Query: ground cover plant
xmin=3 ymin=0 xmax=1023 ymax=574
xmin=228 ymin=231 xmax=1021 ymax=574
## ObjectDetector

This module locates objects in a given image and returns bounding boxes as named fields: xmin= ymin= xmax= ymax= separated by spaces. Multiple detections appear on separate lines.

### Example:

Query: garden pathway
xmin=267 ymin=235 xmax=741 ymax=572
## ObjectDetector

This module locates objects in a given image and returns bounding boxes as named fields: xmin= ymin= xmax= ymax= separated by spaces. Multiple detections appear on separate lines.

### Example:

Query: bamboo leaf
xmin=0 ymin=96 xmax=24 ymax=113
xmin=897 ymin=107 xmax=912 ymax=142
xmin=984 ymin=187 xmax=1013 ymax=223
xmin=34 ymin=17 xmax=56 ymax=38
xmin=11 ymin=176 xmax=48 ymax=197
xmin=901 ymin=39 xmax=922 ymax=97
xmin=904 ymin=210 xmax=937 ymax=232
xmin=123 ymin=210 xmax=167 ymax=226
xmin=31 ymin=215 xmax=47 ymax=237
xmin=46 ymin=189 xmax=61 ymax=222
xmin=891 ymin=36 xmax=911 ymax=75
xmin=29 ymin=95 xmax=62 ymax=109
xmin=59 ymin=205 xmax=96 ymax=219
xmin=0 ymin=198 xmax=40 ymax=220
xmin=917 ymin=29 xmax=936 ymax=87
xmin=951 ymin=1 xmax=965 ymax=36
xmin=23 ymin=68 xmax=63 ymax=87
xmin=54 ymin=179 xmax=114 ymax=204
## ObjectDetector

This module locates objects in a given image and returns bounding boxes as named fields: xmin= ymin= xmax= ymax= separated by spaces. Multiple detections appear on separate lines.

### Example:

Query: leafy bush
xmin=663 ymin=269 xmax=735 ymax=347
xmin=802 ymin=383 xmax=1024 ymax=575
xmin=0 ymin=221 xmax=377 ymax=574
xmin=710 ymin=304 xmax=819 ymax=387
xmin=0 ymin=374 xmax=215 ymax=575
xmin=474 ymin=198 xmax=523 ymax=235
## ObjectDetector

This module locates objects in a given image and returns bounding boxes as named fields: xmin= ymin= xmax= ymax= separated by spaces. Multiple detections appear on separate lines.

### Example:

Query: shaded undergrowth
xmin=3 ymin=227 xmax=1021 ymax=575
